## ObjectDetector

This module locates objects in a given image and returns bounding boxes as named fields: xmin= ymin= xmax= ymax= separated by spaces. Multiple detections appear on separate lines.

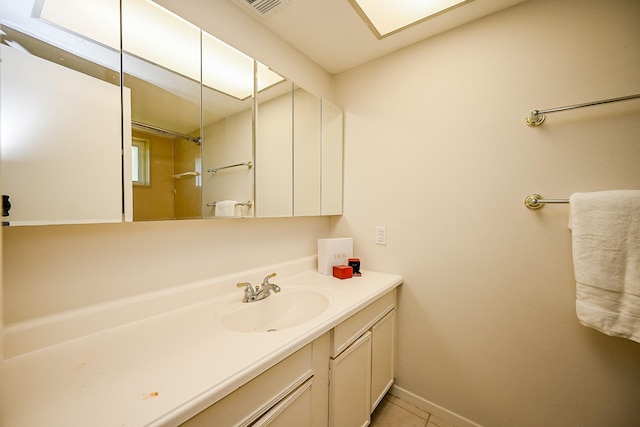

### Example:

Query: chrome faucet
xmin=236 ymin=273 xmax=281 ymax=303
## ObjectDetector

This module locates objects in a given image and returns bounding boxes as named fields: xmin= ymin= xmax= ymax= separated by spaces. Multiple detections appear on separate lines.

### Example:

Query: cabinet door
xmin=255 ymin=73 xmax=293 ymax=218
xmin=329 ymin=332 xmax=371 ymax=427
xmin=293 ymin=86 xmax=321 ymax=216
xmin=1 ymin=45 xmax=124 ymax=226
xmin=371 ymin=310 xmax=395 ymax=412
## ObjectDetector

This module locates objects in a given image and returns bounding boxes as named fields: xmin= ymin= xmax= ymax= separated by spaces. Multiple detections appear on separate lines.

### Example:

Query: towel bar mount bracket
xmin=524 ymin=194 xmax=545 ymax=209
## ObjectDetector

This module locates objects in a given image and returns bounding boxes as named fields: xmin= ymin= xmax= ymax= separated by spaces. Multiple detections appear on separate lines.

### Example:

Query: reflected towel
xmin=215 ymin=200 xmax=236 ymax=217
xmin=569 ymin=190 xmax=640 ymax=343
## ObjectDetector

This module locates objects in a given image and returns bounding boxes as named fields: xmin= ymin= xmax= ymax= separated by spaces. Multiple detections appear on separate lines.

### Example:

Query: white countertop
xmin=2 ymin=258 xmax=402 ymax=427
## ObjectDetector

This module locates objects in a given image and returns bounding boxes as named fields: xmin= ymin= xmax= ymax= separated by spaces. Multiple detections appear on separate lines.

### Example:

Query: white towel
xmin=215 ymin=200 xmax=236 ymax=217
xmin=569 ymin=190 xmax=640 ymax=343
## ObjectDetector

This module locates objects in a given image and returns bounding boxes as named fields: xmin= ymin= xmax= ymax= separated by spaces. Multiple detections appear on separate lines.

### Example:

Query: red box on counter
xmin=333 ymin=265 xmax=353 ymax=279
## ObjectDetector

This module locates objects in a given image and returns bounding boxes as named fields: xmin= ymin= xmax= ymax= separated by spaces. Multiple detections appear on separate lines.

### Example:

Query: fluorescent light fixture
xmin=349 ymin=0 xmax=472 ymax=39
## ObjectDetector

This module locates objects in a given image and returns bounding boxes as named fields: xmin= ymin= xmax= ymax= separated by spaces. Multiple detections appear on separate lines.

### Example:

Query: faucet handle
xmin=237 ymin=282 xmax=254 ymax=292
xmin=237 ymin=282 xmax=255 ymax=303
xmin=262 ymin=273 xmax=277 ymax=284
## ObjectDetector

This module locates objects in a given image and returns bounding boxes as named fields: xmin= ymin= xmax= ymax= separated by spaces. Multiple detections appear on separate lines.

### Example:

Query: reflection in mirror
xmin=255 ymin=66 xmax=294 ymax=218
xmin=1 ymin=0 xmax=344 ymax=225
xmin=293 ymin=86 xmax=322 ymax=216
xmin=201 ymin=35 xmax=254 ymax=218
xmin=321 ymin=100 xmax=344 ymax=215
xmin=0 ymin=0 xmax=124 ymax=225
xmin=122 ymin=0 xmax=202 ymax=221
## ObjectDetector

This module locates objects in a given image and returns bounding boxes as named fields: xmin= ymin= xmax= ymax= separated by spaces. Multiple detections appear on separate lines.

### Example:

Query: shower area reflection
xmin=123 ymin=0 xmax=203 ymax=221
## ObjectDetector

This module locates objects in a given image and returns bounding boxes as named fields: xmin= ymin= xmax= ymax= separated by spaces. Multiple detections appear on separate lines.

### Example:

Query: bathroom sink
xmin=220 ymin=289 xmax=331 ymax=333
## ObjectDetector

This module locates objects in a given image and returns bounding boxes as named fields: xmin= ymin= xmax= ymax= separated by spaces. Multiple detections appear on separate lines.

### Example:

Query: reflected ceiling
xmin=37 ymin=0 xmax=283 ymax=99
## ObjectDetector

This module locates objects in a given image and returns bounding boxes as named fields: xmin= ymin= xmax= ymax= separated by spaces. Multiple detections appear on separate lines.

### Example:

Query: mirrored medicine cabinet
xmin=0 ymin=0 xmax=343 ymax=226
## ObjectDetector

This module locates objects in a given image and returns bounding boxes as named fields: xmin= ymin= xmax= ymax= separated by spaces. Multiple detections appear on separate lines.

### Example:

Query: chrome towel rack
xmin=207 ymin=161 xmax=253 ymax=174
xmin=172 ymin=171 xmax=200 ymax=179
xmin=524 ymin=194 xmax=569 ymax=209
xmin=206 ymin=201 xmax=253 ymax=208
xmin=525 ymin=93 xmax=640 ymax=127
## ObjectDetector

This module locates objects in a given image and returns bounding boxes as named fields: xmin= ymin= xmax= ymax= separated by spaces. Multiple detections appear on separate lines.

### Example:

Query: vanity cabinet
xmin=180 ymin=290 xmax=395 ymax=427
xmin=180 ymin=332 xmax=329 ymax=427
xmin=329 ymin=291 xmax=396 ymax=427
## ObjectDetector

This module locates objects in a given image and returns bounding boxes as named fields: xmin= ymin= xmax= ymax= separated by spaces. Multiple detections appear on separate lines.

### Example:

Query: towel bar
xmin=525 ymin=93 xmax=640 ymax=127
xmin=207 ymin=201 xmax=253 ymax=208
xmin=524 ymin=194 xmax=569 ymax=209
xmin=207 ymin=161 xmax=252 ymax=174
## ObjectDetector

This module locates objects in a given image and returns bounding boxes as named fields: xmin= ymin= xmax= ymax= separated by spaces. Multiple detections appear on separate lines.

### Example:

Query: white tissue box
xmin=318 ymin=238 xmax=353 ymax=275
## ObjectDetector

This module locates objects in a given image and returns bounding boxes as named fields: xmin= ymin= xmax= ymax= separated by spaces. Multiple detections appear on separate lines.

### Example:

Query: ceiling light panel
xmin=350 ymin=0 xmax=472 ymax=38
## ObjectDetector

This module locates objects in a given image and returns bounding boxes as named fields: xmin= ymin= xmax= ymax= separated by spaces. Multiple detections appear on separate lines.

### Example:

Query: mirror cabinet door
xmin=293 ymin=86 xmax=322 ymax=216
xmin=0 ymin=0 xmax=123 ymax=225
xmin=255 ymin=65 xmax=293 ymax=218
xmin=321 ymin=100 xmax=344 ymax=215
xmin=122 ymin=0 xmax=203 ymax=221
xmin=201 ymin=35 xmax=255 ymax=218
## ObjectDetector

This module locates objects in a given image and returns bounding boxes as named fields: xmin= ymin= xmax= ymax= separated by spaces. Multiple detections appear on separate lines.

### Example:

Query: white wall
xmin=332 ymin=0 xmax=640 ymax=426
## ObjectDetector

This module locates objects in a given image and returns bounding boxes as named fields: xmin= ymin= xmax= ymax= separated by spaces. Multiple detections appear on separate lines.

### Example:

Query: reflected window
xmin=132 ymin=137 xmax=150 ymax=186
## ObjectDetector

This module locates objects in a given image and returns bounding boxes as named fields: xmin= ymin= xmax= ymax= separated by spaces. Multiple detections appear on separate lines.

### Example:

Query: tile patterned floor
xmin=370 ymin=394 xmax=457 ymax=427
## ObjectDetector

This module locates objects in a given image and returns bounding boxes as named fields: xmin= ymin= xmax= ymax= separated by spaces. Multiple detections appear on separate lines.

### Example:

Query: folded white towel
xmin=215 ymin=200 xmax=236 ymax=217
xmin=569 ymin=190 xmax=640 ymax=343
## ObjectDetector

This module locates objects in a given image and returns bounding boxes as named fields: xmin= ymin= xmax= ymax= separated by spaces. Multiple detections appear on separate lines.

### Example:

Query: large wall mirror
xmin=0 ymin=0 xmax=342 ymax=226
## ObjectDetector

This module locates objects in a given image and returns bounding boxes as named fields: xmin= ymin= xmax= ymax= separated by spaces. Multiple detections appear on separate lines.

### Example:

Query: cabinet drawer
xmin=253 ymin=378 xmax=314 ymax=427
xmin=330 ymin=290 xmax=394 ymax=357
xmin=181 ymin=343 xmax=313 ymax=427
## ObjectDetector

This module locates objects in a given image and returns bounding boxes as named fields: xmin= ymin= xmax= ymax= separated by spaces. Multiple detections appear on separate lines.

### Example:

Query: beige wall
xmin=332 ymin=0 xmax=640 ymax=426
xmin=3 ymin=217 xmax=331 ymax=323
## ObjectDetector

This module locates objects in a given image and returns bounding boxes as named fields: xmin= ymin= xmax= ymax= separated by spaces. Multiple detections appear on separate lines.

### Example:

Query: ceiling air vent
xmin=233 ymin=0 xmax=292 ymax=18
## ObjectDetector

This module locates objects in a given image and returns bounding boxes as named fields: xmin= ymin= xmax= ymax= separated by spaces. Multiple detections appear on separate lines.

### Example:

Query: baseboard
xmin=388 ymin=385 xmax=483 ymax=427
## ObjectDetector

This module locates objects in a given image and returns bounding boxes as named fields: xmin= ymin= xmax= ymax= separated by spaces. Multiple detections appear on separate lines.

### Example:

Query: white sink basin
xmin=220 ymin=289 xmax=331 ymax=333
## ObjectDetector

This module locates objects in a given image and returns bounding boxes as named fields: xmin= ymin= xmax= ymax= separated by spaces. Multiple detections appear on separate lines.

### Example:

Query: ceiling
xmin=231 ymin=0 xmax=528 ymax=74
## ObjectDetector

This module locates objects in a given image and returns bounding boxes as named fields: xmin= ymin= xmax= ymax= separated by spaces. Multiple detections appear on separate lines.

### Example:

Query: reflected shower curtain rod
xmin=525 ymin=93 xmax=640 ymax=127
xmin=131 ymin=121 xmax=201 ymax=144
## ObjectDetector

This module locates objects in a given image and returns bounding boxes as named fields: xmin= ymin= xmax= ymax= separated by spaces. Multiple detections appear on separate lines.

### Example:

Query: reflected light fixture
xmin=349 ymin=0 xmax=473 ymax=39
xmin=38 ymin=0 xmax=284 ymax=100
